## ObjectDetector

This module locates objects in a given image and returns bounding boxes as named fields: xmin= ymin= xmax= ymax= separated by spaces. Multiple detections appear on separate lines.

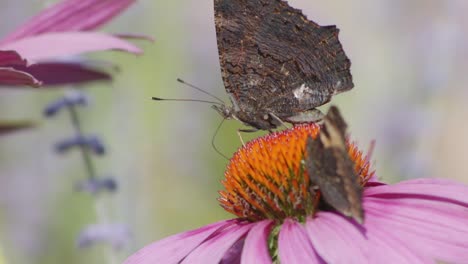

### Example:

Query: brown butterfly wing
xmin=214 ymin=0 xmax=353 ymax=118
xmin=306 ymin=106 xmax=364 ymax=223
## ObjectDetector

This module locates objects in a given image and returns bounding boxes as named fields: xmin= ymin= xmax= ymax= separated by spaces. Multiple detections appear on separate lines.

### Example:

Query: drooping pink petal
xmin=364 ymin=178 xmax=468 ymax=206
xmin=182 ymin=221 xmax=254 ymax=263
xmin=364 ymin=197 xmax=468 ymax=263
xmin=0 ymin=67 xmax=41 ymax=87
xmin=123 ymin=219 xmax=236 ymax=264
xmin=278 ymin=218 xmax=324 ymax=264
xmin=241 ymin=220 xmax=273 ymax=264
xmin=220 ymin=238 xmax=244 ymax=264
xmin=364 ymin=178 xmax=385 ymax=187
xmin=305 ymin=212 xmax=368 ymax=263
xmin=114 ymin=33 xmax=155 ymax=42
xmin=0 ymin=50 xmax=27 ymax=66
xmin=1 ymin=0 xmax=136 ymax=44
xmin=365 ymin=197 xmax=468 ymax=233
xmin=0 ymin=120 xmax=35 ymax=135
xmin=15 ymin=62 xmax=111 ymax=86
xmin=0 ymin=32 xmax=142 ymax=62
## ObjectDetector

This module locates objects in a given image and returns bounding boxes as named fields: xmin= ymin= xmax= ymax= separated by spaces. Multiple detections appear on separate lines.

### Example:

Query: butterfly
xmin=213 ymin=0 xmax=353 ymax=131
xmin=305 ymin=106 xmax=364 ymax=223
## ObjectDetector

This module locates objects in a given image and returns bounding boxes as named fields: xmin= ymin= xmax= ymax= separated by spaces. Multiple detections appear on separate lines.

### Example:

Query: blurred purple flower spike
xmin=77 ymin=224 xmax=131 ymax=250
xmin=55 ymin=135 xmax=105 ymax=155
xmin=75 ymin=177 xmax=118 ymax=194
xmin=0 ymin=0 xmax=147 ymax=88
xmin=44 ymin=89 xmax=89 ymax=117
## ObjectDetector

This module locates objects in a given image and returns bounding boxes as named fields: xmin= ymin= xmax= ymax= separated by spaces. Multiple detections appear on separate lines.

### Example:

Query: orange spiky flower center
xmin=218 ymin=124 xmax=373 ymax=222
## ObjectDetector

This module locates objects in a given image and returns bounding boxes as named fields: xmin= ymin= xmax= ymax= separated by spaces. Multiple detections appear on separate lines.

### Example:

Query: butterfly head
xmin=213 ymin=104 xmax=282 ymax=130
xmin=211 ymin=104 xmax=234 ymax=120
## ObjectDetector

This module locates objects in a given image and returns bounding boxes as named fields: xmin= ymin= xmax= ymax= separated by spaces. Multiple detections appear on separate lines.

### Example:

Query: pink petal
xmin=1 ymin=0 xmax=136 ymax=44
xmin=0 ymin=67 xmax=41 ymax=87
xmin=123 ymin=219 xmax=236 ymax=264
xmin=365 ymin=197 xmax=468 ymax=233
xmin=398 ymin=177 xmax=465 ymax=186
xmin=241 ymin=220 xmax=274 ymax=264
xmin=305 ymin=213 xmax=368 ymax=263
xmin=0 ymin=32 xmax=142 ymax=62
xmin=278 ymin=218 xmax=324 ymax=264
xmin=220 ymin=238 xmax=244 ymax=264
xmin=0 ymin=50 xmax=27 ymax=66
xmin=15 ymin=62 xmax=111 ymax=86
xmin=182 ymin=221 xmax=254 ymax=263
xmin=363 ymin=214 xmax=430 ymax=264
xmin=364 ymin=179 xmax=386 ymax=187
xmin=114 ymin=34 xmax=155 ymax=42
xmin=364 ymin=197 xmax=468 ymax=263
xmin=365 ymin=179 xmax=468 ymax=206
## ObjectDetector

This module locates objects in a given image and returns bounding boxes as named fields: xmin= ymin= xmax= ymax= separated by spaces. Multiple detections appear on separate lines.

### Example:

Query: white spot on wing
xmin=332 ymin=80 xmax=343 ymax=95
xmin=293 ymin=83 xmax=312 ymax=99
xmin=335 ymin=80 xmax=342 ymax=88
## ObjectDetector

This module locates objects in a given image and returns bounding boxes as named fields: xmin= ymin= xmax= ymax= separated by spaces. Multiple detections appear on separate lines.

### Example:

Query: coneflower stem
xmin=67 ymin=104 xmax=96 ymax=180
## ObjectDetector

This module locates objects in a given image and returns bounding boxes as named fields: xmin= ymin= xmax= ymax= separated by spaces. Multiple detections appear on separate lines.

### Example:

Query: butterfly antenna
xmin=211 ymin=118 xmax=229 ymax=160
xmin=151 ymin=97 xmax=223 ymax=105
xmin=177 ymin=78 xmax=225 ymax=104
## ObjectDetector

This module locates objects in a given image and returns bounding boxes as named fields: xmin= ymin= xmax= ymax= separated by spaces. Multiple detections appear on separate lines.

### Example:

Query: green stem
xmin=67 ymin=104 xmax=96 ymax=180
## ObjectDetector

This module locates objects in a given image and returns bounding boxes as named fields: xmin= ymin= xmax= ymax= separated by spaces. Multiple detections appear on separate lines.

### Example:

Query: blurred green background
xmin=1 ymin=0 xmax=468 ymax=263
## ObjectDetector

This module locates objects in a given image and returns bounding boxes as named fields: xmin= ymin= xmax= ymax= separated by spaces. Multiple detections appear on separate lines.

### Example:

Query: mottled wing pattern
xmin=214 ymin=0 xmax=353 ymax=118
xmin=305 ymin=106 xmax=363 ymax=223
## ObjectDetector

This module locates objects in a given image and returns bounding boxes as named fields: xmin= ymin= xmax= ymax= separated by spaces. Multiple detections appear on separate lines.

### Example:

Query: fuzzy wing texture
xmin=306 ymin=106 xmax=363 ymax=223
xmin=214 ymin=0 xmax=353 ymax=118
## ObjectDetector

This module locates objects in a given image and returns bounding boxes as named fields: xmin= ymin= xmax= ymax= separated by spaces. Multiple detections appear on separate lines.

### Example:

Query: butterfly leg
xmin=269 ymin=112 xmax=290 ymax=130
xmin=237 ymin=128 xmax=258 ymax=146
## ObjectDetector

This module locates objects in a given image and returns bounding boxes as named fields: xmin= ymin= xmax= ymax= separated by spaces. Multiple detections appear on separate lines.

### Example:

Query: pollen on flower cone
xmin=218 ymin=123 xmax=373 ymax=221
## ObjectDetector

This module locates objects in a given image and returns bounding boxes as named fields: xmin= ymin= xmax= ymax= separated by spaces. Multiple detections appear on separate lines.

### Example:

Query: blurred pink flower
xmin=124 ymin=125 xmax=468 ymax=263
xmin=0 ymin=0 xmax=144 ymax=87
